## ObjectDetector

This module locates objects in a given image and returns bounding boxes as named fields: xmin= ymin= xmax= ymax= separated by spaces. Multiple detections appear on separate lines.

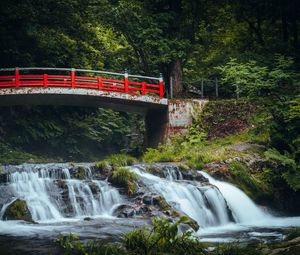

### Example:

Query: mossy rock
xmin=0 ymin=165 xmax=4 ymax=174
xmin=3 ymin=199 xmax=34 ymax=223
xmin=95 ymin=160 xmax=112 ymax=175
xmin=153 ymin=195 xmax=199 ymax=231
xmin=108 ymin=167 xmax=138 ymax=196
xmin=74 ymin=166 xmax=86 ymax=179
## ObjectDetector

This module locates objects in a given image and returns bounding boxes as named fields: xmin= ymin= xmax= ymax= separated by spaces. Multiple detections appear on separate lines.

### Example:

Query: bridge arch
xmin=0 ymin=67 xmax=169 ymax=147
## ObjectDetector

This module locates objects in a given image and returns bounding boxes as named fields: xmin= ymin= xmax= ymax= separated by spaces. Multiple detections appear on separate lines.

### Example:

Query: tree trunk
xmin=169 ymin=59 xmax=183 ymax=98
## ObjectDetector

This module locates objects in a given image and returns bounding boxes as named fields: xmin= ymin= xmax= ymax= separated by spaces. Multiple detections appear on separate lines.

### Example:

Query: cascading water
xmin=199 ymin=171 xmax=270 ymax=224
xmin=1 ymin=163 xmax=300 ymax=245
xmin=129 ymin=166 xmax=232 ymax=227
xmin=129 ymin=166 xmax=300 ymax=232
xmin=0 ymin=164 xmax=122 ymax=222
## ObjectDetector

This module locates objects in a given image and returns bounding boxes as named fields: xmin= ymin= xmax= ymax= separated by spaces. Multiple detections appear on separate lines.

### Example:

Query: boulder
xmin=3 ymin=199 xmax=34 ymax=223
xmin=113 ymin=204 xmax=136 ymax=218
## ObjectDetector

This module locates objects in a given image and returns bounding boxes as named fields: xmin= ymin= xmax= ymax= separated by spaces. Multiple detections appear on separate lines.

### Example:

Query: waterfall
xmin=199 ymin=171 xmax=270 ymax=224
xmin=129 ymin=166 xmax=232 ymax=227
xmin=1 ymin=164 xmax=122 ymax=222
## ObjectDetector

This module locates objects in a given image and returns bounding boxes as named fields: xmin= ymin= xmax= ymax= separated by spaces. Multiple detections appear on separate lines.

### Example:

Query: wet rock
xmin=142 ymin=195 xmax=154 ymax=205
xmin=93 ymin=161 xmax=113 ymax=179
xmin=3 ymin=199 xmax=34 ymax=223
xmin=178 ymin=223 xmax=194 ymax=234
xmin=84 ymin=217 xmax=93 ymax=221
xmin=204 ymin=161 xmax=230 ymax=180
xmin=180 ymin=170 xmax=208 ymax=183
xmin=71 ymin=165 xmax=91 ymax=180
xmin=0 ymin=167 xmax=7 ymax=183
xmin=113 ymin=204 xmax=136 ymax=218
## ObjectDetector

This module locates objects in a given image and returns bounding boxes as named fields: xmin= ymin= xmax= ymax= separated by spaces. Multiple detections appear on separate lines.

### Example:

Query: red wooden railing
xmin=0 ymin=67 xmax=165 ymax=98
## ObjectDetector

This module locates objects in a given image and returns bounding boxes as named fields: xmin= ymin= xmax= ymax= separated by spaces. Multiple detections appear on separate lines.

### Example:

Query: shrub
xmin=107 ymin=154 xmax=137 ymax=167
xmin=228 ymin=161 xmax=261 ymax=197
xmin=95 ymin=154 xmax=137 ymax=173
xmin=286 ymin=228 xmax=300 ymax=240
xmin=109 ymin=168 xmax=138 ymax=195
xmin=123 ymin=217 xmax=206 ymax=255
xmin=142 ymin=146 xmax=178 ymax=163
xmin=56 ymin=233 xmax=127 ymax=255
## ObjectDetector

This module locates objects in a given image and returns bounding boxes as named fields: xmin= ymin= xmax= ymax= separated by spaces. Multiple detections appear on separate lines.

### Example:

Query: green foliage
xmin=142 ymin=146 xmax=178 ymax=163
xmin=109 ymin=168 xmax=138 ymax=195
xmin=228 ymin=161 xmax=260 ymax=196
xmin=95 ymin=154 xmax=137 ymax=174
xmin=264 ymin=149 xmax=296 ymax=169
xmin=216 ymin=55 xmax=297 ymax=98
xmin=264 ymin=149 xmax=300 ymax=191
xmin=216 ymin=58 xmax=268 ymax=97
xmin=0 ymin=106 xmax=143 ymax=162
xmin=214 ymin=243 xmax=263 ymax=255
xmin=286 ymin=228 xmax=300 ymax=240
xmin=0 ymin=142 xmax=48 ymax=164
xmin=57 ymin=217 xmax=206 ymax=255
xmin=124 ymin=217 xmax=206 ymax=255
xmin=56 ymin=233 xmax=127 ymax=255
xmin=105 ymin=154 xmax=137 ymax=168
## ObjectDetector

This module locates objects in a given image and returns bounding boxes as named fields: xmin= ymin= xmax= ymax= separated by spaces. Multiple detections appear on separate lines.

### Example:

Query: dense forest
xmin=0 ymin=0 xmax=299 ymax=166
xmin=1 ymin=1 xmax=300 ymax=254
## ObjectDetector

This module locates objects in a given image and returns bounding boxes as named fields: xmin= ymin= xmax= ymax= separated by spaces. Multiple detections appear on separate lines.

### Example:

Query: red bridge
xmin=0 ymin=67 xmax=205 ymax=147
xmin=0 ymin=67 xmax=169 ymax=147
xmin=0 ymin=67 xmax=164 ymax=97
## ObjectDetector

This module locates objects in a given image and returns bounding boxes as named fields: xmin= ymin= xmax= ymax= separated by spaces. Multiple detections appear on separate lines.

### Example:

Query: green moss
xmin=96 ymin=154 xmax=137 ymax=173
xmin=74 ymin=166 xmax=86 ymax=179
xmin=142 ymin=146 xmax=177 ymax=163
xmin=108 ymin=154 xmax=136 ymax=167
xmin=95 ymin=160 xmax=111 ymax=174
xmin=228 ymin=161 xmax=260 ymax=196
xmin=3 ymin=199 xmax=34 ymax=222
xmin=155 ymin=195 xmax=173 ymax=211
xmin=109 ymin=168 xmax=138 ymax=195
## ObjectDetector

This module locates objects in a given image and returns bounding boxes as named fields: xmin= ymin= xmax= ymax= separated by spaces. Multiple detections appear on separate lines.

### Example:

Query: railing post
xmin=215 ymin=77 xmax=218 ymax=98
xmin=43 ymin=73 xmax=48 ymax=88
xmin=170 ymin=76 xmax=173 ymax=99
xmin=97 ymin=77 xmax=102 ymax=90
xmin=159 ymin=73 xmax=164 ymax=98
xmin=124 ymin=70 xmax=129 ymax=93
xmin=71 ymin=68 xmax=75 ymax=88
xmin=15 ymin=68 xmax=19 ymax=88
xmin=201 ymin=78 xmax=204 ymax=99
xmin=141 ymin=82 xmax=146 ymax=95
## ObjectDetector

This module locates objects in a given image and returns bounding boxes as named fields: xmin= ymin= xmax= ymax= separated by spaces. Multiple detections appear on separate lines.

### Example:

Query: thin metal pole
xmin=170 ymin=76 xmax=173 ymax=99
xmin=215 ymin=77 xmax=219 ymax=98
xmin=201 ymin=78 xmax=204 ymax=99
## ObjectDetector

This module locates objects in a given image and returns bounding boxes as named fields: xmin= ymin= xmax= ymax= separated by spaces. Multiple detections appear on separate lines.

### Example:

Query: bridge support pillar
xmin=145 ymin=99 xmax=208 ymax=147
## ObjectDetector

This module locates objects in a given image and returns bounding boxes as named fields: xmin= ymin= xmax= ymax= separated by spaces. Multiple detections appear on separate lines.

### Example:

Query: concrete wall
xmin=167 ymin=99 xmax=208 ymax=138
xmin=145 ymin=99 xmax=208 ymax=147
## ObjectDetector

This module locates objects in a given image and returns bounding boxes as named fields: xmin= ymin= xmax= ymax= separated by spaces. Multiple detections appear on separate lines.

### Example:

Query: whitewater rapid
xmin=1 ymin=163 xmax=300 ymax=242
